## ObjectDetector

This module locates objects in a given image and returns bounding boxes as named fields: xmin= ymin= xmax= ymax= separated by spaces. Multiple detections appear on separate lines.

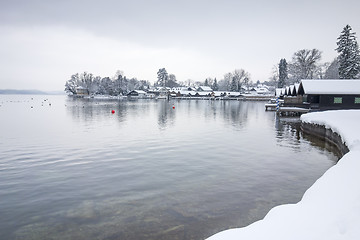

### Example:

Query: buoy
xmin=111 ymin=110 xmax=115 ymax=114
xmin=172 ymin=106 xmax=175 ymax=109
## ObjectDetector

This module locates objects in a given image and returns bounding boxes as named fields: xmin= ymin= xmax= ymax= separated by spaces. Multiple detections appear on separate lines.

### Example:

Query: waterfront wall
xmin=301 ymin=122 xmax=349 ymax=156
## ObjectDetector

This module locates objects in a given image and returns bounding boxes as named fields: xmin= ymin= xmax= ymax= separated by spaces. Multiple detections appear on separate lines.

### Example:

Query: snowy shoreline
xmin=206 ymin=110 xmax=360 ymax=240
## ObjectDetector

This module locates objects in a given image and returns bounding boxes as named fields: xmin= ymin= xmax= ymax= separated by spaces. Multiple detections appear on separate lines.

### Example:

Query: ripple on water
xmin=0 ymin=97 xmax=339 ymax=240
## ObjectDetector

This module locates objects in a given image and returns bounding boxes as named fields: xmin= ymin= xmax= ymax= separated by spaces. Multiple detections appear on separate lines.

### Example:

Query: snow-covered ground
xmin=207 ymin=110 xmax=360 ymax=240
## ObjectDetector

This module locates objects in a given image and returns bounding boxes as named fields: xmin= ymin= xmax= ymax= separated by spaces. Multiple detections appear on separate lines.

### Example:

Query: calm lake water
xmin=0 ymin=95 xmax=340 ymax=240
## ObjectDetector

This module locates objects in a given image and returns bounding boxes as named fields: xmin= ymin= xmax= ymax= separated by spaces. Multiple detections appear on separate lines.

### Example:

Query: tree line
xmin=65 ymin=67 xmax=254 ymax=95
xmin=274 ymin=24 xmax=360 ymax=88
xmin=65 ymin=24 xmax=360 ymax=95
xmin=65 ymin=71 xmax=151 ymax=95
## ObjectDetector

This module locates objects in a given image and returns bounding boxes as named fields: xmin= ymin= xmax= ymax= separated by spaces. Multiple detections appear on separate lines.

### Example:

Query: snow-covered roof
xmin=275 ymin=88 xmax=283 ymax=97
xmin=294 ymin=83 xmax=300 ymax=93
xmin=198 ymin=86 xmax=213 ymax=91
xmin=224 ymin=91 xmax=241 ymax=97
xmin=76 ymin=86 xmax=87 ymax=90
xmin=213 ymin=91 xmax=225 ymax=97
xmin=256 ymin=87 xmax=270 ymax=94
xmin=179 ymin=90 xmax=197 ymax=95
xmin=285 ymin=86 xmax=290 ymax=95
xmin=134 ymin=90 xmax=147 ymax=94
xmin=299 ymin=79 xmax=360 ymax=95
xmin=280 ymin=88 xmax=286 ymax=95
xmin=289 ymin=85 xmax=295 ymax=95
xmin=197 ymin=92 xmax=211 ymax=96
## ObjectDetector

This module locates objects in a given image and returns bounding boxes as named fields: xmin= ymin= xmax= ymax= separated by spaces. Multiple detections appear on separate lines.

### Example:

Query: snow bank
xmin=207 ymin=110 xmax=360 ymax=240
xmin=301 ymin=110 xmax=360 ymax=151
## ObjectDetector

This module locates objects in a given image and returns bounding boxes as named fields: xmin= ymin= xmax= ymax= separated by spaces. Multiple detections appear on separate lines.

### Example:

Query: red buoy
xmin=172 ymin=106 xmax=175 ymax=109
xmin=111 ymin=110 xmax=115 ymax=114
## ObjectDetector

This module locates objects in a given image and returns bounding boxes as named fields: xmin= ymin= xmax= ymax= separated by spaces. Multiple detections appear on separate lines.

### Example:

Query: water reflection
xmin=219 ymin=101 xmax=249 ymax=130
xmin=65 ymin=97 xmax=128 ymax=123
xmin=157 ymin=100 xmax=176 ymax=130
xmin=0 ymin=96 xmax=342 ymax=240
xmin=275 ymin=116 xmax=301 ymax=141
xmin=65 ymin=98 xmax=252 ymax=132
xmin=275 ymin=115 xmax=342 ymax=160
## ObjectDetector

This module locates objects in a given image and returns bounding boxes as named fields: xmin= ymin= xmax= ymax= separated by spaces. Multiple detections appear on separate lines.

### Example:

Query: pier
xmin=277 ymin=107 xmax=310 ymax=116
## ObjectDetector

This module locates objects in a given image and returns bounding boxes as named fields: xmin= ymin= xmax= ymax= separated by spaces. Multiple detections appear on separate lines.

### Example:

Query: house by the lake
xmin=75 ymin=86 xmax=89 ymax=96
xmin=297 ymin=79 xmax=360 ymax=110
xmin=127 ymin=90 xmax=147 ymax=98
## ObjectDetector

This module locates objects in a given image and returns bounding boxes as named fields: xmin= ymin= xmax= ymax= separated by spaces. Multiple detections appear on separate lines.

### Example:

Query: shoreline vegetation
xmin=69 ymin=93 xmax=274 ymax=101
xmin=207 ymin=110 xmax=360 ymax=240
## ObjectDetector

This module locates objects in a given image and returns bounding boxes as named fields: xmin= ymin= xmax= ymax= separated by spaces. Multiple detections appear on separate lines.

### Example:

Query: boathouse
xmin=298 ymin=79 xmax=360 ymax=110
xmin=127 ymin=90 xmax=147 ymax=98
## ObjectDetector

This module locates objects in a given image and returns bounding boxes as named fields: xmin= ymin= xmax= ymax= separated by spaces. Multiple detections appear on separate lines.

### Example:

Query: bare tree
xmin=288 ymin=49 xmax=322 ymax=82
xmin=233 ymin=69 xmax=250 ymax=91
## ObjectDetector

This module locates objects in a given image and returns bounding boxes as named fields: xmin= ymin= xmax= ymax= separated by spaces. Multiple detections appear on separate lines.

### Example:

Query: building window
xmin=355 ymin=97 xmax=360 ymax=104
xmin=334 ymin=97 xmax=342 ymax=104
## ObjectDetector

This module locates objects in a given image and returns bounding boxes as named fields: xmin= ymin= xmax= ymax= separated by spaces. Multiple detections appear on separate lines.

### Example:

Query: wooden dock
xmin=265 ymin=103 xmax=278 ymax=111
xmin=277 ymin=107 xmax=310 ymax=116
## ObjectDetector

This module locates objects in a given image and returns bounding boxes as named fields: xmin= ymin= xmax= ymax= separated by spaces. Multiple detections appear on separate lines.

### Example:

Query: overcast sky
xmin=1 ymin=0 xmax=360 ymax=91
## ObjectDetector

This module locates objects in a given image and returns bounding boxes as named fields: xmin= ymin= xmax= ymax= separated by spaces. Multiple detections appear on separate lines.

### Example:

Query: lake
xmin=0 ymin=95 xmax=340 ymax=240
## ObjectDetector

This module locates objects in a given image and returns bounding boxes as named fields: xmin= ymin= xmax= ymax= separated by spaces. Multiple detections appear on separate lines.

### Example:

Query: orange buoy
xmin=111 ymin=110 xmax=115 ymax=114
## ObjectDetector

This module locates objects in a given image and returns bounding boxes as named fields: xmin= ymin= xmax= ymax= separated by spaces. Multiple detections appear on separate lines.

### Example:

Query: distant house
xmin=195 ymin=92 xmax=212 ymax=97
xmin=127 ymin=90 xmax=147 ymax=98
xmin=213 ymin=91 xmax=241 ymax=98
xmin=298 ymin=79 xmax=360 ymax=110
xmin=255 ymin=87 xmax=270 ymax=95
xmin=75 ymin=86 xmax=89 ymax=96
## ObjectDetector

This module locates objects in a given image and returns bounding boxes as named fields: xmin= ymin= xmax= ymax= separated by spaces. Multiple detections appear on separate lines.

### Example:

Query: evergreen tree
xmin=212 ymin=78 xmax=219 ymax=91
xmin=204 ymin=78 xmax=209 ymax=86
xmin=324 ymin=58 xmax=340 ymax=79
xmin=278 ymin=58 xmax=288 ymax=88
xmin=157 ymin=68 xmax=168 ymax=87
xmin=336 ymin=25 xmax=360 ymax=79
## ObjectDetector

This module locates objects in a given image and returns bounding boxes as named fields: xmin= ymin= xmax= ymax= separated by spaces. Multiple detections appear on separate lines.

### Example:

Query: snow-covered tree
xmin=64 ymin=73 xmax=80 ymax=94
xmin=288 ymin=49 xmax=322 ymax=82
xmin=322 ymin=59 xmax=340 ymax=79
xmin=269 ymin=65 xmax=279 ymax=84
xmin=212 ymin=78 xmax=219 ymax=91
xmin=218 ymin=70 xmax=249 ymax=91
xmin=113 ymin=74 xmax=124 ymax=95
xmin=100 ymin=77 xmax=114 ymax=95
xmin=219 ymin=72 xmax=232 ymax=90
xmin=79 ymin=72 xmax=94 ymax=93
xmin=167 ymin=74 xmax=179 ymax=88
xmin=204 ymin=78 xmax=209 ymax=86
xmin=278 ymin=58 xmax=288 ymax=88
xmin=157 ymin=68 xmax=168 ymax=87
xmin=230 ymin=77 xmax=238 ymax=91
xmin=336 ymin=25 xmax=360 ymax=79
xmin=232 ymin=69 xmax=249 ymax=92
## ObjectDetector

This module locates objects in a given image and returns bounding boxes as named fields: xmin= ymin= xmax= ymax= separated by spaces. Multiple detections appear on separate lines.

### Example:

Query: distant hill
xmin=0 ymin=89 xmax=65 ymax=95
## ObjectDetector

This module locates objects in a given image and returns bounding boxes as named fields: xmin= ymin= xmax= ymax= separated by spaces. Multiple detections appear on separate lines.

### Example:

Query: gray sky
xmin=1 ymin=0 xmax=360 ymax=91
